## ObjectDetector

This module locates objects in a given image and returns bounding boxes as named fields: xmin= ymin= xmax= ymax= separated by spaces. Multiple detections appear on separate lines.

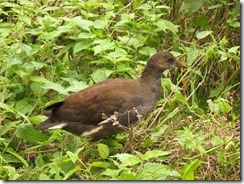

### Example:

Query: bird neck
xmin=140 ymin=66 xmax=164 ymax=82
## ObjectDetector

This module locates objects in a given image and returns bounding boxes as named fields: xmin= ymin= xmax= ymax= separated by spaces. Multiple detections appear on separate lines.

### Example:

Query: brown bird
xmin=35 ymin=51 xmax=185 ymax=141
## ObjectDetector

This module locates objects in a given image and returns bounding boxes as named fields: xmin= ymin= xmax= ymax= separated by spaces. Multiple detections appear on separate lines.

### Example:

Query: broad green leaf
xmin=101 ymin=168 xmax=121 ymax=178
xmin=73 ymin=17 xmax=94 ymax=31
xmin=196 ymin=31 xmax=213 ymax=40
xmin=78 ymin=32 xmax=96 ymax=39
xmin=228 ymin=46 xmax=240 ymax=54
xmin=43 ymin=82 xmax=68 ymax=95
xmin=140 ymin=150 xmax=170 ymax=161
xmin=97 ymin=143 xmax=109 ymax=159
xmin=90 ymin=161 xmax=110 ymax=168
xmin=211 ymin=136 xmax=224 ymax=146
xmin=91 ymin=68 xmax=113 ymax=83
xmin=196 ymin=16 xmax=210 ymax=29
xmin=22 ymin=44 xmax=32 ymax=56
xmin=15 ymin=99 xmax=33 ymax=115
xmin=135 ymin=162 xmax=180 ymax=180
xmin=180 ymin=0 xmax=204 ymax=15
xmin=155 ymin=19 xmax=178 ymax=33
xmin=93 ymin=39 xmax=115 ymax=55
xmin=63 ymin=165 xmax=81 ymax=180
xmin=29 ymin=75 xmax=50 ymax=83
xmin=174 ymin=91 xmax=188 ymax=106
xmin=132 ymin=0 xmax=146 ymax=10
xmin=15 ymin=123 xmax=48 ymax=142
xmin=181 ymin=159 xmax=201 ymax=180
xmin=73 ymin=42 xmax=92 ymax=54
xmin=113 ymin=153 xmax=141 ymax=167
xmin=186 ymin=47 xmax=199 ymax=65
xmin=139 ymin=46 xmax=157 ymax=56
xmin=93 ymin=19 xmax=107 ymax=29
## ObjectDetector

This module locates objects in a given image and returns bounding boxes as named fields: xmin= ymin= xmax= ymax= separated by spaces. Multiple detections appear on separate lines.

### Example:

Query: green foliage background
xmin=0 ymin=0 xmax=240 ymax=180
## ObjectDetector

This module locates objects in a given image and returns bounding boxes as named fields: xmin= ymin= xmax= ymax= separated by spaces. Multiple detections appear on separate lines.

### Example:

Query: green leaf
xmin=15 ymin=99 xmax=33 ymax=115
xmin=73 ymin=42 xmax=92 ymax=54
xmin=211 ymin=136 xmax=224 ymax=146
xmin=135 ymin=162 xmax=180 ymax=180
xmin=186 ymin=47 xmax=199 ymax=65
xmin=29 ymin=75 xmax=50 ymax=83
xmin=63 ymin=165 xmax=81 ymax=180
xmin=218 ymin=149 xmax=226 ymax=163
xmin=196 ymin=31 xmax=213 ymax=40
xmin=151 ymin=125 xmax=168 ymax=142
xmin=15 ymin=123 xmax=48 ymax=142
xmin=196 ymin=16 xmax=210 ymax=29
xmin=91 ymin=68 xmax=113 ymax=83
xmin=208 ymin=4 xmax=222 ymax=10
xmin=43 ymin=82 xmax=68 ymax=95
xmin=181 ymin=159 xmax=201 ymax=180
xmin=155 ymin=19 xmax=178 ymax=33
xmin=132 ymin=0 xmax=146 ymax=10
xmin=101 ymin=168 xmax=121 ymax=178
xmin=174 ymin=91 xmax=188 ymax=106
xmin=90 ymin=161 xmax=110 ymax=168
xmin=78 ymin=32 xmax=96 ymax=39
xmin=0 ymin=121 xmax=18 ymax=137
xmin=113 ymin=153 xmax=141 ymax=167
xmin=139 ymin=46 xmax=157 ymax=56
xmin=6 ymin=149 xmax=29 ymax=168
xmin=73 ymin=17 xmax=94 ymax=31
xmin=93 ymin=19 xmax=107 ymax=29
xmin=140 ymin=150 xmax=170 ymax=161
xmin=66 ymin=151 xmax=77 ymax=164
xmin=97 ymin=143 xmax=109 ymax=159
xmin=93 ymin=39 xmax=115 ymax=54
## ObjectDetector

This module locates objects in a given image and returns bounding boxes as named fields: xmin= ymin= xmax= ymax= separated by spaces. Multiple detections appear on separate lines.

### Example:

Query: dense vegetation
xmin=0 ymin=0 xmax=240 ymax=180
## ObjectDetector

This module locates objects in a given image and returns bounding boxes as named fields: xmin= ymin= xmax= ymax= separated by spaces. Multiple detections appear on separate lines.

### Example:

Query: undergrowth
xmin=0 ymin=0 xmax=240 ymax=180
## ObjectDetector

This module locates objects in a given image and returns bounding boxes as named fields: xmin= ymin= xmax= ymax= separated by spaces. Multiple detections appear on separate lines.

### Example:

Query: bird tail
xmin=35 ymin=118 xmax=67 ymax=130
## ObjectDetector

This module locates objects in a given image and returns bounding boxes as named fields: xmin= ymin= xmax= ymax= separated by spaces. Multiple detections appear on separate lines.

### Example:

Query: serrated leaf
xmin=211 ymin=136 xmax=224 ymax=146
xmin=135 ymin=162 xmax=180 ymax=180
xmin=91 ymin=68 xmax=113 ymax=83
xmin=155 ymin=19 xmax=178 ymax=33
xmin=97 ymin=143 xmax=109 ymax=159
xmin=29 ymin=75 xmax=50 ymax=83
xmin=73 ymin=42 xmax=92 ymax=54
xmin=181 ymin=159 xmax=201 ymax=180
xmin=43 ymin=82 xmax=68 ymax=95
xmin=141 ymin=150 xmax=170 ymax=161
xmin=113 ymin=153 xmax=141 ymax=167
xmin=15 ymin=123 xmax=48 ymax=142
xmin=101 ymin=168 xmax=121 ymax=178
xmin=78 ymin=32 xmax=96 ymax=39
xmin=196 ymin=31 xmax=213 ymax=40
xmin=15 ymin=99 xmax=33 ymax=115
xmin=90 ymin=161 xmax=110 ymax=168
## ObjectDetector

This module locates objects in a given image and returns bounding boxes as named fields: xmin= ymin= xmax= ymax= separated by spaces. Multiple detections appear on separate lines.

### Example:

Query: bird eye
xmin=167 ymin=57 xmax=173 ymax=64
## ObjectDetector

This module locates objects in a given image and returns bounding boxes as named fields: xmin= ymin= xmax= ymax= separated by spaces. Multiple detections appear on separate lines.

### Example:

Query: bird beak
xmin=175 ymin=60 xmax=186 ymax=68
